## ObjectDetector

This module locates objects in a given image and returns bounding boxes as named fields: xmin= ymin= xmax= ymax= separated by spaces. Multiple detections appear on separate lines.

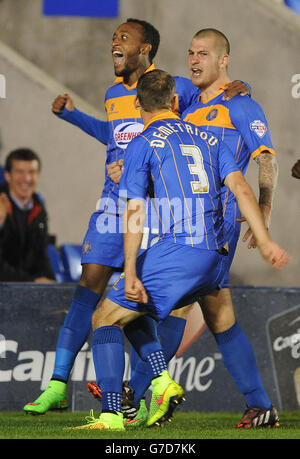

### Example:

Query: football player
xmin=66 ymin=69 xmax=289 ymax=430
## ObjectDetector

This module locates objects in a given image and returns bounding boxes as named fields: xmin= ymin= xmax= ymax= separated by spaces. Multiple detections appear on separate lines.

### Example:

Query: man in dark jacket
xmin=0 ymin=148 xmax=55 ymax=282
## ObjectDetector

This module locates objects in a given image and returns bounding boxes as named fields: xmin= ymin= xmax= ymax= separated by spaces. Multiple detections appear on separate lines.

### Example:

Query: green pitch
xmin=0 ymin=411 xmax=299 ymax=440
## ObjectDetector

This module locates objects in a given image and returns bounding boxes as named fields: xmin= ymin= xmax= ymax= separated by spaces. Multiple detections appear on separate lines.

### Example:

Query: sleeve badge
xmin=250 ymin=120 xmax=267 ymax=138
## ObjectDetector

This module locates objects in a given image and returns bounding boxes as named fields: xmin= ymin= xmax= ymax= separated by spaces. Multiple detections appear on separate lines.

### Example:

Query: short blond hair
xmin=193 ymin=28 xmax=230 ymax=56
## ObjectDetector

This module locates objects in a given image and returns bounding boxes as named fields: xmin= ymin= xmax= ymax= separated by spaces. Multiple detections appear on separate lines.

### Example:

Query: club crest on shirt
xmin=82 ymin=241 xmax=92 ymax=255
xmin=206 ymin=108 xmax=218 ymax=121
xmin=250 ymin=120 xmax=267 ymax=138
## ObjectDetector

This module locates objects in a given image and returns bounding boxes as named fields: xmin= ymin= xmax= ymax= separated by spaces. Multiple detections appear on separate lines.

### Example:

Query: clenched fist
xmin=52 ymin=93 xmax=74 ymax=114
xmin=107 ymin=160 xmax=124 ymax=184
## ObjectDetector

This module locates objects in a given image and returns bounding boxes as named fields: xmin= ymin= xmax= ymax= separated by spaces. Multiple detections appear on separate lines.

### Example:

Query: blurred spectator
xmin=291 ymin=159 xmax=300 ymax=179
xmin=0 ymin=148 xmax=55 ymax=282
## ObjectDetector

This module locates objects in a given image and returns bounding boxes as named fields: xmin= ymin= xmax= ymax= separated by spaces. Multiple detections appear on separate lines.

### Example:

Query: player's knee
xmin=204 ymin=305 xmax=235 ymax=334
xmin=200 ymin=288 xmax=235 ymax=333
xmin=91 ymin=305 xmax=113 ymax=329
xmin=91 ymin=298 xmax=128 ymax=330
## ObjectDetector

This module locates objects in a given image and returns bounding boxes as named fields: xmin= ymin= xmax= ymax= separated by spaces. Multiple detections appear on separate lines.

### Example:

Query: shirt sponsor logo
xmin=250 ymin=119 xmax=267 ymax=138
xmin=114 ymin=122 xmax=144 ymax=149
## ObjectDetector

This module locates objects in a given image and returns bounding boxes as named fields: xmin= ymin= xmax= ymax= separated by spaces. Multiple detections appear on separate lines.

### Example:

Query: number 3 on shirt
xmin=180 ymin=144 xmax=209 ymax=194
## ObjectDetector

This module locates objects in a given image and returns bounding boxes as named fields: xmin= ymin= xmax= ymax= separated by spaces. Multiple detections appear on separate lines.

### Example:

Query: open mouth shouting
xmin=112 ymin=49 xmax=125 ymax=69
xmin=191 ymin=67 xmax=203 ymax=77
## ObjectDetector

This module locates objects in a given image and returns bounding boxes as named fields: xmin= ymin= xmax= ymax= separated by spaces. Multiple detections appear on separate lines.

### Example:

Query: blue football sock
xmin=215 ymin=322 xmax=272 ymax=409
xmin=125 ymin=315 xmax=186 ymax=406
xmin=92 ymin=326 xmax=124 ymax=413
xmin=52 ymin=285 xmax=100 ymax=382
xmin=124 ymin=316 xmax=164 ymax=401
xmin=124 ymin=315 xmax=162 ymax=361
xmin=129 ymin=316 xmax=186 ymax=374
xmin=146 ymin=350 xmax=167 ymax=377
xmin=129 ymin=346 xmax=140 ymax=380
xmin=157 ymin=315 xmax=187 ymax=362
xmin=129 ymin=362 xmax=150 ymax=404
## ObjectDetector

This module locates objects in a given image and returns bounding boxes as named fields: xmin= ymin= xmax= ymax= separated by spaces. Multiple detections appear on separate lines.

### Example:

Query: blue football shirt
xmin=120 ymin=113 xmax=240 ymax=250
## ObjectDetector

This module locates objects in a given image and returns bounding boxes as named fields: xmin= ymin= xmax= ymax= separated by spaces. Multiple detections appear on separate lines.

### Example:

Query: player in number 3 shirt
xmin=66 ymin=69 xmax=290 ymax=431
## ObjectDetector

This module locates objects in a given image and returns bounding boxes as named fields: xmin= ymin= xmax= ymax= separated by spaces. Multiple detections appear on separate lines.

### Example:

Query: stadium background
xmin=0 ymin=0 xmax=299 ymax=414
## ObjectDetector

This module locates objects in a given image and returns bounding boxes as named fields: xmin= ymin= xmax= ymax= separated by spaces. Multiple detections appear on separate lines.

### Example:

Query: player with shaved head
xmin=182 ymin=28 xmax=280 ymax=428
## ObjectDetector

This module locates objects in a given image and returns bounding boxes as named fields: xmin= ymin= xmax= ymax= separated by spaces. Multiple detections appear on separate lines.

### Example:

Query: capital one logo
xmin=0 ymin=74 xmax=6 ymax=99
xmin=0 ymin=339 xmax=218 ymax=392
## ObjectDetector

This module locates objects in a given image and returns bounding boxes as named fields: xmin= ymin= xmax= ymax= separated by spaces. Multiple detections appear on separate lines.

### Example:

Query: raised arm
xmin=52 ymin=94 xmax=109 ymax=145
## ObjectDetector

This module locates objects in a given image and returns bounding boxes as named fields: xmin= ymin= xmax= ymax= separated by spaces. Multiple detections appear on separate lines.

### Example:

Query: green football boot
xmin=147 ymin=370 xmax=185 ymax=427
xmin=23 ymin=380 xmax=69 ymax=415
xmin=66 ymin=410 xmax=125 ymax=431
xmin=124 ymin=399 xmax=148 ymax=428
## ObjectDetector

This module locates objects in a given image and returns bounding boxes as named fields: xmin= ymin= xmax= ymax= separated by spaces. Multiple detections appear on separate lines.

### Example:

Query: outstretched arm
xmin=225 ymin=171 xmax=290 ymax=269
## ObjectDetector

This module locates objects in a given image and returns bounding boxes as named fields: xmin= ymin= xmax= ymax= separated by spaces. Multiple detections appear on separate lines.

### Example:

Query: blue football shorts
xmin=81 ymin=210 xmax=159 ymax=268
xmin=107 ymin=238 xmax=227 ymax=320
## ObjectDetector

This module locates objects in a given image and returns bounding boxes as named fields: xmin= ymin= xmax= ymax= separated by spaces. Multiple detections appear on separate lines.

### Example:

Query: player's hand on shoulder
xmin=223 ymin=80 xmax=250 ymax=101
xmin=291 ymin=159 xmax=300 ymax=179
xmin=52 ymin=93 xmax=74 ymax=114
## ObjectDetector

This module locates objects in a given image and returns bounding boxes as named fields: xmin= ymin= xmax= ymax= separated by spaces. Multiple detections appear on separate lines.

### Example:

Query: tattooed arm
xmin=241 ymin=151 xmax=278 ymax=249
